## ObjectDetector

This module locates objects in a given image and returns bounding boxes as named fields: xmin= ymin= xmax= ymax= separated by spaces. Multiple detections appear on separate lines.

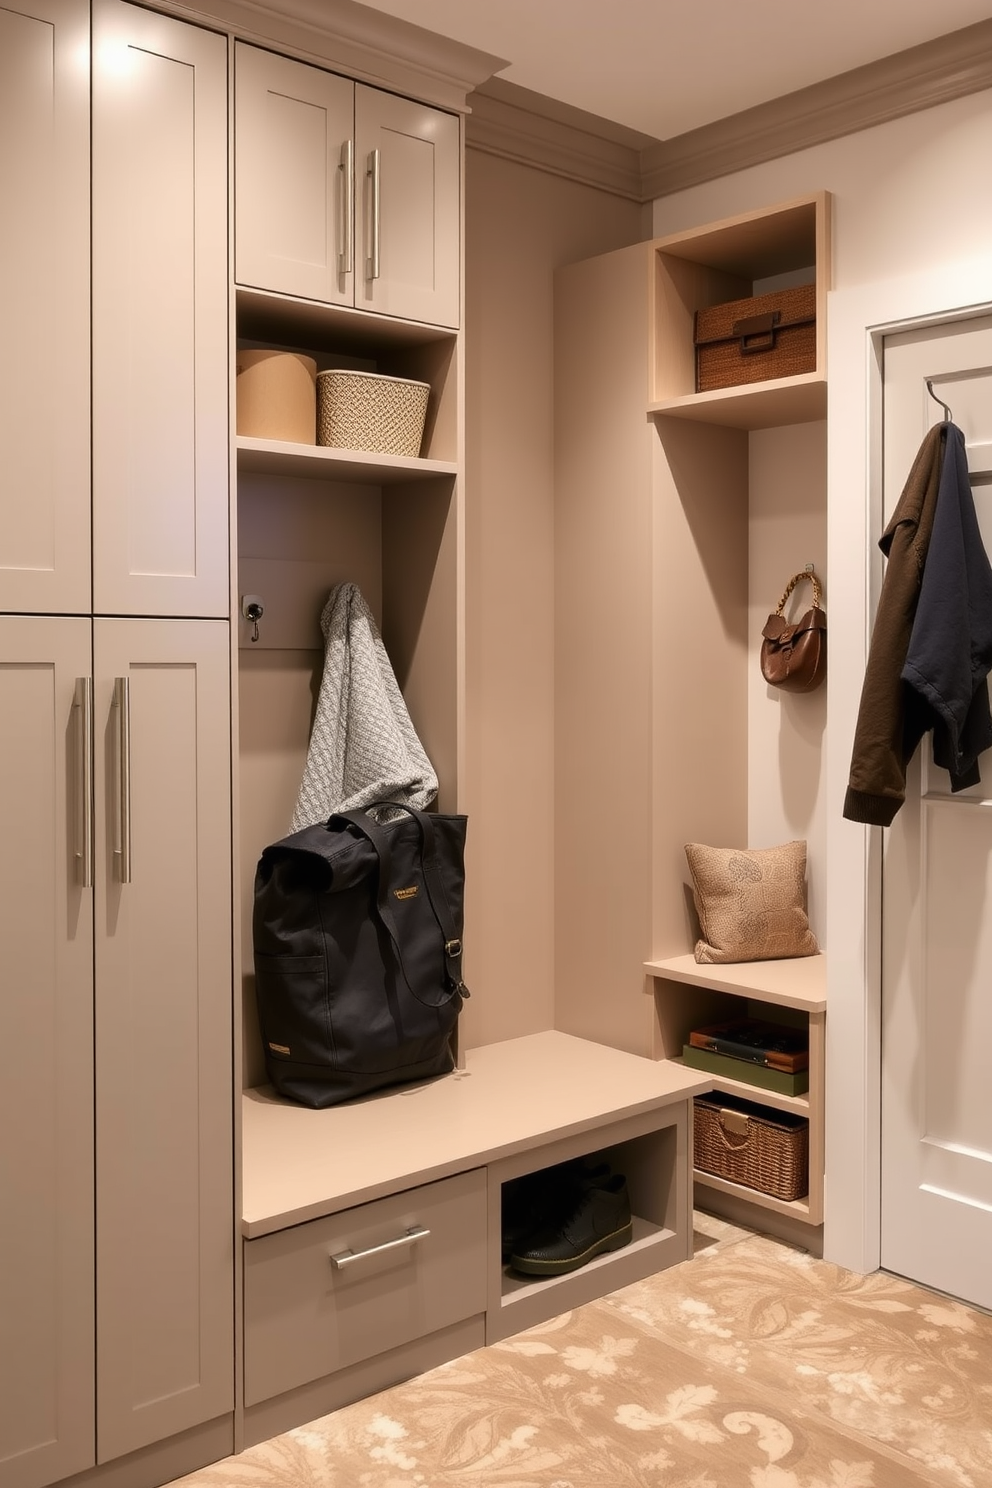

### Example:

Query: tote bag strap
xmin=335 ymin=804 xmax=468 ymax=1007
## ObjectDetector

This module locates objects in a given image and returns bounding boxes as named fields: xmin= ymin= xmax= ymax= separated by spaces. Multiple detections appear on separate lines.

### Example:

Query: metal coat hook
xmin=926 ymin=379 xmax=953 ymax=424
xmin=241 ymin=594 xmax=264 ymax=643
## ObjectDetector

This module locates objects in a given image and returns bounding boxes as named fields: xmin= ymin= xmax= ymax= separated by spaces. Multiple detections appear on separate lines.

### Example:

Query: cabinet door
xmin=234 ymin=42 xmax=354 ymax=306
xmin=0 ymin=0 xmax=90 ymax=614
xmin=92 ymin=1 xmax=229 ymax=619
xmin=93 ymin=618 xmax=232 ymax=1461
xmin=355 ymin=86 xmax=460 ymax=328
xmin=0 ymin=617 xmax=95 ymax=1488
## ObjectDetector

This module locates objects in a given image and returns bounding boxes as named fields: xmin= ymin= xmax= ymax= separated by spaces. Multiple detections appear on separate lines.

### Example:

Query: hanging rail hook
xmin=926 ymin=379 xmax=953 ymax=424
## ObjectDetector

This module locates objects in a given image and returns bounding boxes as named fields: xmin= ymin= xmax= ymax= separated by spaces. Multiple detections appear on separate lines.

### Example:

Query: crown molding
xmin=641 ymin=16 xmax=992 ymax=198
xmin=468 ymin=20 xmax=992 ymax=202
xmin=466 ymin=77 xmax=652 ymax=201
xmin=159 ymin=0 xmax=505 ymax=111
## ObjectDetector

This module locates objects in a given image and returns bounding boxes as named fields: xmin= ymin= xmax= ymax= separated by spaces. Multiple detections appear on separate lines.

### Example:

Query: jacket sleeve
xmin=843 ymin=425 xmax=944 ymax=827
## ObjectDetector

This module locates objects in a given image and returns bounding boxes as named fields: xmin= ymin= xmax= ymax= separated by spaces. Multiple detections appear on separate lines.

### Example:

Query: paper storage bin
xmin=693 ymin=1092 xmax=808 ymax=1201
xmin=236 ymin=350 xmax=317 ymax=443
xmin=316 ymin=369 xmax=429 ymax=457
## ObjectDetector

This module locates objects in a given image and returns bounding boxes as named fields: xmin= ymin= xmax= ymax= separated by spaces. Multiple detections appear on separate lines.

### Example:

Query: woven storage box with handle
xmin=694 ymin=1092 xmax=808 ymax=1201
xmin=694 ymin=282 xmax=816 ymax=393
xmin=316 ymin=369 xmax=430 ymax=457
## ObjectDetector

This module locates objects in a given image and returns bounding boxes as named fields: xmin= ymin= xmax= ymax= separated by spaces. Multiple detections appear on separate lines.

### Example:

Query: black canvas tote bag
xmin=253 ymin=803 xmax=469 ymax=1108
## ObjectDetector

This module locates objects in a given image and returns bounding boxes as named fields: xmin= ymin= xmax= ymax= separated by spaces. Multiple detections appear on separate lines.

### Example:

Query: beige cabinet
xmin=0 ymin=618 xmax=233 ymax=1486
xmin=0 ymin=618 xmax=95 ymax=1488
xmin=0 ymin=6 xmax=234 ymax=1486
xmin=92 ymin=0 xmax=229 ymax=619
xmin=0 ymin=0 xmax=90 ymax=615
xmin=235 ymin=42 xmax=460 ymax=327
xmin=94 ymin=619 xmax=233 ymax=1462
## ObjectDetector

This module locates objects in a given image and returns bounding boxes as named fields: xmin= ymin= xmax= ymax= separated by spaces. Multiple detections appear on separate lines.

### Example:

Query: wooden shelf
xmin=648 ymin=191 xmax=830 ymax=417
xmin=648 ymin=372 xmax=826 ymax=430
xmin=236 ymin=435 xmax=457 ymax=484
xmin=645 ymin=952 xmax=826 ymax=1012
xmin=236 ymin=284 xmax=456 ymax=353
xmin=670 ymin=1057 xmax=810 ymax=1116
xmin=694 ymin=1170 xmax=812 ymax=1223
xmin=241 ymin=1030 xmax=712 ymax=1238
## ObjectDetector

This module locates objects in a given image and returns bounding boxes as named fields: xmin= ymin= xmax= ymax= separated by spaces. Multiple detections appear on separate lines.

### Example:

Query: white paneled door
xmin=880 ymin=315 xmax=992 ymax=1309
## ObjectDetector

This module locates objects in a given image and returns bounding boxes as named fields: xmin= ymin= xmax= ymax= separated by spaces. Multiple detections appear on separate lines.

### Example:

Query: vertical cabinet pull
xmin=113 ymin=675 xmax=132 ymax=884
xmin=366 ymin=147 xmax=381 ymax=282
xmin=339 ymin=138 xmax=354 ymax=277
xmin=74 ymin=677 xmax=93 ymax=888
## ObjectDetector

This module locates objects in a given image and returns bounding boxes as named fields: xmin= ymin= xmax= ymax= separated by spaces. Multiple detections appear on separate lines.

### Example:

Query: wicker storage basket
xmin=236 ymin=350 xmax=317 ymax=443
xmin=694 ymin=282 xmax=816 ymax=393
xmin=316 ymin=369 xmax=430 ymax=457
xmin=694 ymin=1092 xmax=808 ymax=1201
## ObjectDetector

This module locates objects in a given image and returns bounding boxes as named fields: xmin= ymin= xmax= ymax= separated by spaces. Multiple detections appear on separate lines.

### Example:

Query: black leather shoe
xmin=509 ymin=1172 xmax=633 ymax=1276
xmin=500 ymin=1159 xmax=609 ymax=1260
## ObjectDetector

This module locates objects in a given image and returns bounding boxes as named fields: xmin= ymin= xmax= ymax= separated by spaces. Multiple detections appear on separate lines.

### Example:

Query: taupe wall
xmin=461 ymin=148 xmax=648 ymax=1049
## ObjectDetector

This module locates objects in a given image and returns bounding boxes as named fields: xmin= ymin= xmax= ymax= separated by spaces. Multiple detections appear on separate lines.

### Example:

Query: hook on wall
xmin=926 ymin=379 xmax=953 ymax=424
xmin=241 ymin=594 xmax=264 ymax=643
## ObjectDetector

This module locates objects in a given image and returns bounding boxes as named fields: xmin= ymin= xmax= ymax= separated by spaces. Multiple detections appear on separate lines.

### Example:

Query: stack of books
xmin=682 ymin=1017 xmax=809 ymax=1096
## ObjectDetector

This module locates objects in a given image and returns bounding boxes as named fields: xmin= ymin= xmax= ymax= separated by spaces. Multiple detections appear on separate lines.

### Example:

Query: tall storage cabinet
xmin=0 ymin=3 xmax=234 ymax=1485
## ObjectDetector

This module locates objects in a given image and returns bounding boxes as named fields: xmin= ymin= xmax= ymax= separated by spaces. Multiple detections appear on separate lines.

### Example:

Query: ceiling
xmin=351 ymin=0 xmax=992 ymax=140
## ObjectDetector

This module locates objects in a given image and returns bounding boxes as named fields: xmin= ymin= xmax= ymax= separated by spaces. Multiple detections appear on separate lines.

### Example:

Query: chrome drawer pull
xmin=330 ymin=1224 xmax=430 ymax=1269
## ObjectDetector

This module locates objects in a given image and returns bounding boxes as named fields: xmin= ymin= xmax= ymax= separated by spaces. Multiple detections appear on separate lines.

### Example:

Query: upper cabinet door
xmin=0 ymin=0 xmax=90 ymax=615
xmin=235 ymin=43 xmax=354 ymax=306
xmin=92 ymin=1 xmax=229 ymax=619
xmin=355 ymin=86 xmax=460 ymax=328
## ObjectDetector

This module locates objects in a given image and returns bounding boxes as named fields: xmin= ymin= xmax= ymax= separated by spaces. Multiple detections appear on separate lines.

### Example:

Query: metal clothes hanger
xmin=926 ymin=379 xmax=953 ymax=423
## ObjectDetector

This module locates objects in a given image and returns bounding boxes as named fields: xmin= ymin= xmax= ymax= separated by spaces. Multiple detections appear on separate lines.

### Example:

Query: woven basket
xmin=694 ymin=282 xmax=816 ymax=393
xmin=316 ymin=369 xmax=429 ymax=457
xmin=694 ymin=1093 xmax=808 ymax=1202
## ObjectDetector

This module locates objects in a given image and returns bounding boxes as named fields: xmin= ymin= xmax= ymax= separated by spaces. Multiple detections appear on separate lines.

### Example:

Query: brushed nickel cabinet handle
xmin=113 ymin=675 xmax=131 ymax=884
xmin=330 ymin=1224 xmax=429 ymax=1269
xmin=74 ymin=676 xmax=93 ymax=888
xmin=366 ymin=147 xmax=380 ymax=282
xmin=339 ymin=137 xmax=354 ymax=277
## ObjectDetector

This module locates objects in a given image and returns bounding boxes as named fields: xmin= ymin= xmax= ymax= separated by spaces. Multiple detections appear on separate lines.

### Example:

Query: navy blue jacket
xmin=902 ymin=423 xmax=992 ymax=791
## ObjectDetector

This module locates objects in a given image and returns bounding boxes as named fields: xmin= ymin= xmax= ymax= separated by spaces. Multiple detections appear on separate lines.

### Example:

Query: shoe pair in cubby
xmin=501 ymin=1157 xmax=632 ymax=1277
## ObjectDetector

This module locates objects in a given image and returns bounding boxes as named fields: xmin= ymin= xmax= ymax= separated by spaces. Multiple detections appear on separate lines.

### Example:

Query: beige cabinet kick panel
xmin=242 ymin=1031 xmax=711 ymax=1237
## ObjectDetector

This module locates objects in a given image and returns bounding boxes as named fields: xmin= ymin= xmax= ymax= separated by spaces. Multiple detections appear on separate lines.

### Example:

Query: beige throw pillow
xmin=684 ymin=840 xmax=820 ymax=964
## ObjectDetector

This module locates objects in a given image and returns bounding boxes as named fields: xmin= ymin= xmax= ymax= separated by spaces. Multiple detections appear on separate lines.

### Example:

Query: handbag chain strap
xmin=775 ymin=566 xmax=822 ymax=616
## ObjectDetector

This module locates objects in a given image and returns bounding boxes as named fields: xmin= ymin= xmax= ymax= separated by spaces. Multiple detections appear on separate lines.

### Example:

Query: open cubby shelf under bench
xmin=240 ymin=1029 xmax=711 ymax=1443
xmin=646 ymin=953 xmax=826 ymax=1232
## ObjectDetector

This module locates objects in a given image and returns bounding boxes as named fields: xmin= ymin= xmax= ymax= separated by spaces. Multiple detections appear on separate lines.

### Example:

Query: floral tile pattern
xmin=171 ymin=1230 xmax=992 ymax=1488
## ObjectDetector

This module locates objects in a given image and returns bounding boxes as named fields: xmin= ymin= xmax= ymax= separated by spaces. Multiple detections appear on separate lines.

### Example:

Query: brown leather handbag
xmin=760 ymin=569 xmax=826 ymax=693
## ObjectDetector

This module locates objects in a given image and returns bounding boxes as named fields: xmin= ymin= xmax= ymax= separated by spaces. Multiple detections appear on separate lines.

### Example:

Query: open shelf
xmin=694 ymin=1170 xmax=812 ymax=1223
xmin=647 ymin=191 xmax=830 ymax=425
xmin=649 ymin=372 xmax=826 ymax=430
xmin=236 ymin=435 xmax=458 ymax=484
xmin=645 ymin=952 xmax=826 ymax=1012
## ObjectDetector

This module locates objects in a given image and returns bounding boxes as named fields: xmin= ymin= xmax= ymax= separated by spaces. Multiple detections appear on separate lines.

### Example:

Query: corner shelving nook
xmin=648 ymin=192 xmax=830 ymax=429
xmin=647 ymin=954 xmax=826 ymax=1231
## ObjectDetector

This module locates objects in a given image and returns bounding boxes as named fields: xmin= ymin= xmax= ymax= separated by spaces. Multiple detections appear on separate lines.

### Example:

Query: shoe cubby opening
xmin=485 ymin=1105 xmax=692 ymax=1342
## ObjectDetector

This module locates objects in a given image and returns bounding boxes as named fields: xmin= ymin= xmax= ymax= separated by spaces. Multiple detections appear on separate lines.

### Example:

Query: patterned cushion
xmin=684 ymin=840 xmax=820 ymax=964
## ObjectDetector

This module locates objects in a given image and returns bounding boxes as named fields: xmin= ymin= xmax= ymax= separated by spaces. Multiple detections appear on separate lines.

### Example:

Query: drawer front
xmin=244 ymin=1169 xmax=487 ymax=1405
